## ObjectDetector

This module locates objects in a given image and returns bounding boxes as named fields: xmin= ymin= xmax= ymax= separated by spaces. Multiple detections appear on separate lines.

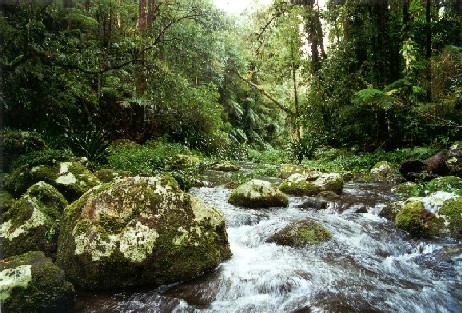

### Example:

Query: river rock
xmin=0 ymin=251 xmax=75 ymax=313
xmin=279 ymin=164 xmax=318 ymax=179
xmin=266 ymin=220 xmax=332 ymax=247
xmin=57 ymin=175 xmax=231 ymax=290
xmin=0 ymin=182 xmax=68 ymax=258
xmin=438 ymin=198 xmax=462 ymax=237
xmin=446 ymin=142 xmax=462 ymax=176
xmin=278 ymin=173 xmax=321 ymax=196
xmin=5 ymin=160 xmax=100 ymax=201
xmin=313 ymin=173 xmax=344 ymax=195
xmin=167 ymin=154 xmax=202 ymax=170
xmin=211 ymin=161 xmax=240 ymax=172
xmin=391 ymin=181 xmax=422 ymax=199
xmin=395 ymin=201 xmax=439 ymax=238
xmin=228 ymin=179 xmax=288 ymax=208
xmin=400 ymin=151 xmax=450 ymax=181
xmin=424 ymin=176 xmax=462 ymax=195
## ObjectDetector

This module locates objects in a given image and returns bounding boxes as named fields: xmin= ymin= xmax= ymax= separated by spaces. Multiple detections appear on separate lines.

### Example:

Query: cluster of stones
xmin=0 ymin=132 xmax=233 ymax=312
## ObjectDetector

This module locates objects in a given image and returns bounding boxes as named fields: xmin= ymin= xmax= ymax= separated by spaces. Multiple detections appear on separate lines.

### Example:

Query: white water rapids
xmin=74 ymin=182 xmax=462 ymax=313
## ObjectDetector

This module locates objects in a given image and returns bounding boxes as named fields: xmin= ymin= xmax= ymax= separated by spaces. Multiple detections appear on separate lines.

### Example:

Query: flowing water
xmin=72 ymin=171 xmax=462 ymax=313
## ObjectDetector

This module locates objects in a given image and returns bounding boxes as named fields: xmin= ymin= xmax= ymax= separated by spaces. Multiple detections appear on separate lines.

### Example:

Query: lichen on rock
xmin=228 ymin=179 xmax=288 ymax=208
xmin=278 ymin=173 xmax=321 ymax=196
xmin=0 ymin=181 xmax=67 ymax=258
xmin=5 ymin=160 xmax=101 ymax=202
xmin=0 ymin=251 xmax=75 ymax=313
xmin=313 ymin=173 xmax=344 ymax=195
xmin=266 ymin=220 xmax=332 ymax=247
xmin=57 ymin=175 xmax=231 ymax=290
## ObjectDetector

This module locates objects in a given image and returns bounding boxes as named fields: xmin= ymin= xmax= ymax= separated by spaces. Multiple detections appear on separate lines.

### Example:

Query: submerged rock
xmin=279 ymin=173 xmax=320 ymax=196
xmin=0 ymin=251 xmax=75 ymax=313
xmin=5 ymin=160 xmax=101 ymax=201
xmin=267 ymin=220 xmax=332 ymax=247
xmin=57 ymin=175 xmax=231 ymax=290
xmin=0 ymin=181 xmax=67 ymax=258
xmin=228 ymin=179 xmax=288 ymax=208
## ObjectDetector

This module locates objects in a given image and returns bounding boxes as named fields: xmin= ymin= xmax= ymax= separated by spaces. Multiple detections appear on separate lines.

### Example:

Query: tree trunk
xmin=139 ymin=0 xmax=146 ymax=31
xmin=426 ymin=0 xmax=432 ymax=102
xmin=147 ymin=0 xmax=155 ymax=29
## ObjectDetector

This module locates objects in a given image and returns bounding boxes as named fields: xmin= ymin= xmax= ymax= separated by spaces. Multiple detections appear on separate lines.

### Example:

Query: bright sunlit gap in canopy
xmin=213 ymin=0 xmax=273 ymax=14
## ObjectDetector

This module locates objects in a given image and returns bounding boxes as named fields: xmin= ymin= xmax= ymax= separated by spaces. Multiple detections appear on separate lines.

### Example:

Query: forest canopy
xmin=1 ymin=0 xmax=462 ymax=160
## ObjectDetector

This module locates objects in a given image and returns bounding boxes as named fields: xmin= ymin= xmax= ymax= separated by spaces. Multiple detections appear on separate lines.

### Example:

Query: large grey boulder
xmin=57 ymin=175 xmax=231 ymax=290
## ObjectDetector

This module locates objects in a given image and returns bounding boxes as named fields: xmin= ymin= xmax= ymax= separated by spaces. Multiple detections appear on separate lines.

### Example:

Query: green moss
xmin=211 ymin=161 xmax=240 ymax=172
xmin=56 ymin=176 xmax=231 ymax=290
xmin=314 ymin=173 xmax=344 ymax=195
xmin=395 ymin=201 xmax=439 ymax=238
xmin=425 ymin=176 xmax=462 ymax=195
xmin=0 ymin=190 xmax=15 ymax=213
xmin=279 ymin=177 xmax=320 ymax=196
xmin=229 ymin=179 xmax=288 ymax=208
xmin=439 ymin=198 xmax=462 ymax=237
xmin=0 ymin=251 xmax=75 ymax=313
xmin=279 ymin=164 xmax=312 ymax=179
xmin=5 ymin=161 xmax=100 ymax=201
xmin=267 ymin=220 xmax=332 ymax=247
xmin=0 ymin=182 xmax=66 ymax=258
xmin=391 ymin=182 xmax=423 ymax=199
xmin=94 ymin=168 xmax=131 ymax=183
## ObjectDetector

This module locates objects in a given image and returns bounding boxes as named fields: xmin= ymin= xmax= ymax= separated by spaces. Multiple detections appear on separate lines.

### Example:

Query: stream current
xmin=73 ymin=177 xmax=462 ymax=313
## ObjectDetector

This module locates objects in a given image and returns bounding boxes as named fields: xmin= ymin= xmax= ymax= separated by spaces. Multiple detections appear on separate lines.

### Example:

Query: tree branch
xmin=233 ymin=69 xmax=294 ymax=115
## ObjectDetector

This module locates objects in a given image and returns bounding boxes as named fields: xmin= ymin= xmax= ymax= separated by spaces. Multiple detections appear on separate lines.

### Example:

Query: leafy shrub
xmin=1 ymin=130 xmax=48 ymax=171
xmin=107 ymin=139 xmax=197 ymax=171
xmin=64 ymin=128 xmax=109 ymax=166
xmin=9 ymin=149 xmax=74 ymax=172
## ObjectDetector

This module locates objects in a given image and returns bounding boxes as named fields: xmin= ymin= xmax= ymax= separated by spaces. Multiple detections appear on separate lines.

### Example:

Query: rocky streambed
xmin=68 ymin=171 xmax=462 ymax=313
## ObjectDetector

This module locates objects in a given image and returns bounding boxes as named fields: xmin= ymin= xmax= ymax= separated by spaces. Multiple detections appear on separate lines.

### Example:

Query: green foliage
xmin=64 ymin=127 xmax=109 ymax=166
xmin=10 ymin=149 xmax=74 ymax=172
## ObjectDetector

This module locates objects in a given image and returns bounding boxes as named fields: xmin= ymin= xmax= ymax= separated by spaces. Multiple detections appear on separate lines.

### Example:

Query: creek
xmin=71 ymin=168 xmax=462 ymax=313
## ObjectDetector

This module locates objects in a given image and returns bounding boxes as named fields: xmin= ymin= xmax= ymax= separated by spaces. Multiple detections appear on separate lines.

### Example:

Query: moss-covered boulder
xmin=94 ymin=168 xmax=131 ymax=183
xmin=438 ymin=198 xmax=462 ymax=237
xmin=266 ymin=220 xmax=332 ymax=247
xmin=395 ymin=201 xmax=441 ymax=238
xmin=0 ymin=190 xmax=15 ymax=214
xmin=56 ymin=175 xmax=231 ymax=290
xmin=370 ymin=161 xmax=394 ymax=178
xmin=278 ymin=173 xmax=321 ymax=196
xmin=424 ymin=176 xmax=462 ymax=195
xmin=0 ymin=182 xmax=67 ymax=258
xmin=0 ymin=251 xmax=75 ymax=313
xmin=1 ymin=130 xmax=47 ymax=171
xmin=446 ymin=142 xmax=462 ymax=176
xmin=167 ymin=154 xmax=202 ymax=170
xmin=391 ymin=182 xmax=422 ymax=199
xmin=279 ymin=164 xmax=318 ymax=179
xmin=313 ymin=173 xmax=344 ymax=195
xmin=211 ymin=161 xmax=240 ymax=172
xmin=5 ymin=160 xmax=100 ymax=201
xmin=228 ymin=179 xmax=288 ymax=208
